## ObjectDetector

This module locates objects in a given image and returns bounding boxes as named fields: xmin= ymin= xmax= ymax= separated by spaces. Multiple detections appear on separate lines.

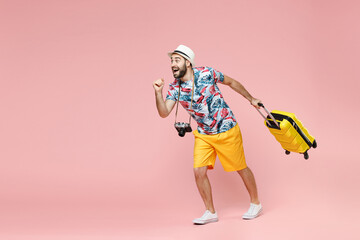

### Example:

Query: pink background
xmin=1 ymin=0 xmax=359 ymax=239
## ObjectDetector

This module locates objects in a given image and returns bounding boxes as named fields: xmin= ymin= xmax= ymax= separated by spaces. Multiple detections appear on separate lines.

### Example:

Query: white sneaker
xmin=193 ymin=210 xmax=218 ymax=225
xmin=242 ymin=203 xmax=262 ymax=220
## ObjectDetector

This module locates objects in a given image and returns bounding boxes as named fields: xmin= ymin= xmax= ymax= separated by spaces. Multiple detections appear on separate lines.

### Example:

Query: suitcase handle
xmin=256 ymin=103 xmax=280 ymax=128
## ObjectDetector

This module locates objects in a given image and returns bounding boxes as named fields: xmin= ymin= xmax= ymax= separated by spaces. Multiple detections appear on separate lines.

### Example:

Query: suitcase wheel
xmin=285 ymin=150 xmax=290 ymax=155
xmin=312 ymin=140 xmax=317 ymax=148
xmin=304 ymin=151 xmax=309 ymax=160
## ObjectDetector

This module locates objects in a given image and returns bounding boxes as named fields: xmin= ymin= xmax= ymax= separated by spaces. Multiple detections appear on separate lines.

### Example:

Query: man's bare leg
xmin=237 ymin=167 xmax=260 ymax=204
xmin=193 ymin=166 xmax=216 ymax=213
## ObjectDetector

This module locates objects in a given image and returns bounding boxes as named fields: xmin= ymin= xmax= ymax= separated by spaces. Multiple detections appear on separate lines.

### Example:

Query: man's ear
xmin=186 ymin=60 xmax=191 ymax=68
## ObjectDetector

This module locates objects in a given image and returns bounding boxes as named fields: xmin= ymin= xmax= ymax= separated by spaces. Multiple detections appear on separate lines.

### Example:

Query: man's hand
xmin=153 ymin=78 xmax=165 ymax=92
xmin=251 ymin=98 xmax=262 ymax=109
xmin=153 ymin=78 xmax=176 ymax=118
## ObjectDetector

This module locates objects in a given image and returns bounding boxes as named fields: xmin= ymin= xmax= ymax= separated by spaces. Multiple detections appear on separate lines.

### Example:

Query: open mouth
xmin=172 ymin=68 xmax=179 ymax=74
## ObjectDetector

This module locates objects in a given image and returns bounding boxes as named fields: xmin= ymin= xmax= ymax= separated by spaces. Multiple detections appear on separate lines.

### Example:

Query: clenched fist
xmin=153 ymin=78 xmax=165 ymax=92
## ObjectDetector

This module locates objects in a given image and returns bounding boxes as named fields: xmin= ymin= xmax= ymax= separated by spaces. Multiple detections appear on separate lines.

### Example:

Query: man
xmin=153 ymin=45 xmax=263 ymax=224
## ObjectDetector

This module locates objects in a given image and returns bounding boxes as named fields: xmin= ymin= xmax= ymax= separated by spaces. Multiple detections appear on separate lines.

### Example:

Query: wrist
xmin=155 ymin=89 xmax=163 ymax=95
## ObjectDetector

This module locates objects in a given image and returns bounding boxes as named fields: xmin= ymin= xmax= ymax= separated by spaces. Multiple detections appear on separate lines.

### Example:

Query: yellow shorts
xmin=193 ymin=124 xmax=247 ymax=172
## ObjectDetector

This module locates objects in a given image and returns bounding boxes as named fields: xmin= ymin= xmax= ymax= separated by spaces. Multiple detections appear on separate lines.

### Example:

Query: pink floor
xmin=0 ymin=149 xmax=358 ymax=239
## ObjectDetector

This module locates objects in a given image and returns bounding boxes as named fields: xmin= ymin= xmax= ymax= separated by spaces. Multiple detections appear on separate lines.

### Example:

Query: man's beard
xmin=173 ymin=64 xmax=187 ymax=78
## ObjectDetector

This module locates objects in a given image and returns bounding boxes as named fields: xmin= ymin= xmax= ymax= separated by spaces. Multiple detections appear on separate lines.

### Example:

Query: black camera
xmin=174 ymin=122 xmax=192 ymax=137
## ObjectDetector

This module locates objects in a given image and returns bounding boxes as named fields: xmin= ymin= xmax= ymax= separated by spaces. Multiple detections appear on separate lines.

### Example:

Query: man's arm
xmin=222 ymin=75 xmax=261 ymax=108
xmin=153 ymin=78 xmax=176 ymax=118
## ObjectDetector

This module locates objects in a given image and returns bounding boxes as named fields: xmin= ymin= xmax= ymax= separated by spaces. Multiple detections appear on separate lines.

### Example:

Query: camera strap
xmin=174 ymin=78 xmax=195 ymax=124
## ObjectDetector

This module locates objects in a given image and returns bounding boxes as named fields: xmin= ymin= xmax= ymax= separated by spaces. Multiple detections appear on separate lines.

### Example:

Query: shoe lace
xmin=202 ymin=211 xmax=210 ymax=218
xmin=248 ymin=204 xmax=256 ymax=214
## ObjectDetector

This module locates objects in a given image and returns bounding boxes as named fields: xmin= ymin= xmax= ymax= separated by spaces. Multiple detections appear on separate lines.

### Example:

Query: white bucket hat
xmin=168 ymin=45 xmax=195 ymax=66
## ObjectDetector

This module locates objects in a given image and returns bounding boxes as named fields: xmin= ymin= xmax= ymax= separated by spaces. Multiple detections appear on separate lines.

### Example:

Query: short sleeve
xmin=165 ymin=80 xmax=179 ymax=102
xmin=210 ymin=68 xmax=224 ymax=83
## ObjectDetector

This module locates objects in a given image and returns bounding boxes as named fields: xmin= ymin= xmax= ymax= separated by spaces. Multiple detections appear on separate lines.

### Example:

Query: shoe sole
xmin=242 ymin=208 xmax=263 ymax=220
xmin=193 ymin=218 xmax=219 ymax=225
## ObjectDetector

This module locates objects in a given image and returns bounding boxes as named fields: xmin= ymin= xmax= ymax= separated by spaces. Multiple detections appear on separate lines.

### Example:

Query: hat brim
xmin=168 ymin=52 xmax=195 ymax=66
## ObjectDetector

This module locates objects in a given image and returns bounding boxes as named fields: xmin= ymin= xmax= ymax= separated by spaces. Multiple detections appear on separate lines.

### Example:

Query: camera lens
xmin=179 ymin=128 xmax=186 ymax=137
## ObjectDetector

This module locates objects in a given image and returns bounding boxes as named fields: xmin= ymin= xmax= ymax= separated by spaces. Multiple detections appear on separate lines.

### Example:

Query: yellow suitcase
xmin=257 ymin=104 xmax=317 ymax=159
